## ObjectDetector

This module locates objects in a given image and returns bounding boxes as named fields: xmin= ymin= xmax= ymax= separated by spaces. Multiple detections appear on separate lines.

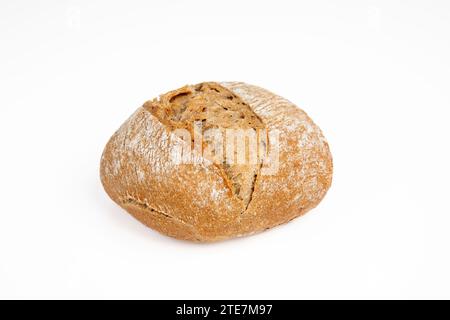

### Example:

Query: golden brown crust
xmin=100 ymin=82 xmax=333 ymax=242
xmin=220 ymin=82 xmax=333 ymax=231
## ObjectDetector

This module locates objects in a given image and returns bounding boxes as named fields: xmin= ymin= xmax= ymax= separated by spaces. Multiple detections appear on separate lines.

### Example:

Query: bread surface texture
xmin=100 ymin=82 xmax=333 ymax=242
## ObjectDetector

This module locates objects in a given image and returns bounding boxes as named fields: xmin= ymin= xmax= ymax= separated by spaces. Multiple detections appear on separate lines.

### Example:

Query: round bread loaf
xmin=100 ymin=82 xmax=333 ymax=242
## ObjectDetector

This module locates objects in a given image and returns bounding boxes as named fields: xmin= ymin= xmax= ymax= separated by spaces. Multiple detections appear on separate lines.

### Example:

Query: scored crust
xmin=100 ymin=82 xmax=333 ymax=242
xmin=143 ymin=82 xmax=265 ymax=208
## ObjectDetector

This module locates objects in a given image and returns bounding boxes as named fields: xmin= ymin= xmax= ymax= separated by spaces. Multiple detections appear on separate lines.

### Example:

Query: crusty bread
xmin=100 ymin=82 xmax=333 ymax=242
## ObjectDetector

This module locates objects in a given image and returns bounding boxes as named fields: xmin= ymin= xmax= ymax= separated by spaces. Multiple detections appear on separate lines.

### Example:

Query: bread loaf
xmin=100 ymin=82 xmax=333 ymax=242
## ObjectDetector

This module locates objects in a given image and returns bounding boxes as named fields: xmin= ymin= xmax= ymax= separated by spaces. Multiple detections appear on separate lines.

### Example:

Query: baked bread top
xmin=144 ymin=82 xmax=266 ymax=208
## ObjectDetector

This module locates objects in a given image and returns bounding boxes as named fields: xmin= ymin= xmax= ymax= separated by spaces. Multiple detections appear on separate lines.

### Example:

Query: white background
xmin=1 ymin=0 xmax=449 ymax=299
